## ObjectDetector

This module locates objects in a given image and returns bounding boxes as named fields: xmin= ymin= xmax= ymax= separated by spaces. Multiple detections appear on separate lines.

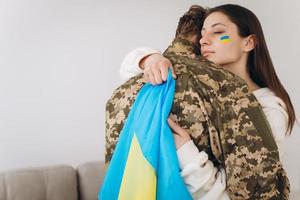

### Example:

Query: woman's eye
xmin=214 ymin=31 xmax=224 ymax=34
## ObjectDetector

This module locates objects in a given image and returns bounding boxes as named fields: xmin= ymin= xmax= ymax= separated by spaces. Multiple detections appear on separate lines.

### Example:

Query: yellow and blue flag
xmin=99 ymin=71 xmax=192 ymax=200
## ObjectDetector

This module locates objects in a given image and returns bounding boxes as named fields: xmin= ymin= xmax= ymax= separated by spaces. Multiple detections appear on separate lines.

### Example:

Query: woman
xmin=120 ymin=4 xmax=296 ymax=199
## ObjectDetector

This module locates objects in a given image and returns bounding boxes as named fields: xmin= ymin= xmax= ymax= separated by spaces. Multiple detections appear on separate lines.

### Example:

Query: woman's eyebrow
xmin=202 ymin=23 xmax=226 ymax=32
xmin=211 ymin=23 xmax=226 ymax=28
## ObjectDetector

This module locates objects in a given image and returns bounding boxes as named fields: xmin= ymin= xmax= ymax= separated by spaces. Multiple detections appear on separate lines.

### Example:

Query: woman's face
xmin=200 ymin=12 xmax=246 ymax=67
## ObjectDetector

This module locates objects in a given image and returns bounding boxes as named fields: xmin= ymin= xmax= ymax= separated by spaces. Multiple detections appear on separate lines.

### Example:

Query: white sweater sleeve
xmin=119 ymin=47 xmax=161 ymax=81
xmin=177 ymin=141 xmax=230 ymax=200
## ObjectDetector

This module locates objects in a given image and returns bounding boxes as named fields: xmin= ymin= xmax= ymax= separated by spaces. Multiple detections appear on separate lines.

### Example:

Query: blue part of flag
xmin=99 ymin=70 xmax=192 ymax=200
xmin=220 ymin=35 xmax=230 ymax=40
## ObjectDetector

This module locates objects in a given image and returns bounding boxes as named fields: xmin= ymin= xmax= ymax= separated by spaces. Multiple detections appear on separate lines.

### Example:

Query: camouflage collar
xmin=163 ymin=38 xmax=201 ymax=59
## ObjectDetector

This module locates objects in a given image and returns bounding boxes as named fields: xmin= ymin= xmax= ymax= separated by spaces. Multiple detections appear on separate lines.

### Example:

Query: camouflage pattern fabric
xmin=105 ymin=38 xmax=290 ymax=200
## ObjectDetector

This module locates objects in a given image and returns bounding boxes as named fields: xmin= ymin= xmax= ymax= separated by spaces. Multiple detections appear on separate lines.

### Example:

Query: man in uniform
xmin=104 ymin=6 xmax=289 ymax=200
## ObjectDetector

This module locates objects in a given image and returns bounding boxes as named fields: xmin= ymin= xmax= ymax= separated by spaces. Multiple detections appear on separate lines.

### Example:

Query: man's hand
xmin=140 ymin=53 xmax=176 ymax=85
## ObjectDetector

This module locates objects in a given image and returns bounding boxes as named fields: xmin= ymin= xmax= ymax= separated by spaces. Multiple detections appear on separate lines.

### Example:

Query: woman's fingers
xmin=144 ymin=72 xmax=150 ymax=82
xmin=145 ymin=65 xmax=162 ymax=85
xmin=153 ymin=67 xmax=163 ymax=84
xmin=160 ymin=64 xmax=169 ymax=82
xmin=170 ymin=66 xmax=177 ymax=79
xmin=142 ymin=53 xmax=175 ymax=85
xmin=168 ymin=118 xmax=185 ymax=136
xmin=168 ymin=117 xmax=192 ymax=150
xmin=159 ymin=60 xmax=175 ymax=81
xmin=147 ymin=70 xmax=156 ymax=85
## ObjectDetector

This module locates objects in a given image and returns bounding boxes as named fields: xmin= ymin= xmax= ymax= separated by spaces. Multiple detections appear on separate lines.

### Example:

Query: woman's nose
xmin=199 ymin=34 xmax=210 ymax=46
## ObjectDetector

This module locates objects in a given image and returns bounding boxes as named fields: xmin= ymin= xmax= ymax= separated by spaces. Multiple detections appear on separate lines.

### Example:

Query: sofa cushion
xmin=0 ymin=165 xmax=78 ymax=200
xmin=77 ymin=161 xmax=105 ymax=200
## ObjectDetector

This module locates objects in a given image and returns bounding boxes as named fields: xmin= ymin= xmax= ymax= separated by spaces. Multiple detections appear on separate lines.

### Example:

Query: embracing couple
xmin=105 ymin=4 xmax=295 ymax=200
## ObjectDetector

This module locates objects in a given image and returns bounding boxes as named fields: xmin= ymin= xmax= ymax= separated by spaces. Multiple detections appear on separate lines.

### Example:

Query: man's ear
xmin=243 ymin=34 xmax=256 ymax=52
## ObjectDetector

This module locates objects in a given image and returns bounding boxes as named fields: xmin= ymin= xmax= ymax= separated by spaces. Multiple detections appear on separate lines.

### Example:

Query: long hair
xmin=208 ymin=4 xmax=296 ymax=134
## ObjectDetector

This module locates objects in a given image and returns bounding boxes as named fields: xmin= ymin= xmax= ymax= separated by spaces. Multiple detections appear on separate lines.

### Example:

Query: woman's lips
xmin=201 ymin=50 xmax=214 ymax=57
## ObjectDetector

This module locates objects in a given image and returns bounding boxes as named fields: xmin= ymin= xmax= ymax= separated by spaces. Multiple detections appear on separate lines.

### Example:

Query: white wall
xmin=1 ymin=0 xmax=299 ymax=192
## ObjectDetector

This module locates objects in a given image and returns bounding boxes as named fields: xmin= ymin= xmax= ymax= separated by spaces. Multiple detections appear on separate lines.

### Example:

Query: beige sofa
xmin=0 ymin=161 xmax=105 ymax=200
xmin=1 ymin=160 xmax=299 ymax=200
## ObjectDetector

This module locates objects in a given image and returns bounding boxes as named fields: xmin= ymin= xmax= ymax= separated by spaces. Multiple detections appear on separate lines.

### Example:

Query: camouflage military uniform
xmin=105 ymin=38 xmax=290 ymax=199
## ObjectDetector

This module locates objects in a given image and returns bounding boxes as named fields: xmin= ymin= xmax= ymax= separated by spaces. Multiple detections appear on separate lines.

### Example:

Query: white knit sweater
xmin=119 ymin=47 xmax=288 ymax=200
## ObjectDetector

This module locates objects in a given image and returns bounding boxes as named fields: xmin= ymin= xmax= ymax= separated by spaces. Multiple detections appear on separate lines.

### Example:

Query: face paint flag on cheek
xmin=220 ymin=35 xmax=231 ymax=43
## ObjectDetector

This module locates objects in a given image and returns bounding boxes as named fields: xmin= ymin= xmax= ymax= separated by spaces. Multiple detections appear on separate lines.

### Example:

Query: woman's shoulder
xmin=253 ymin=87 xmax=288 ymax=131
xmin=253 ymin=87 xmax=287 ymax=112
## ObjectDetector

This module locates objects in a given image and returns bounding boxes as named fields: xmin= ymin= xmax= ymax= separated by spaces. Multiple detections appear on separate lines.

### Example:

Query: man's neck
xmin=164 ymin=37 xmax=200 ymax=58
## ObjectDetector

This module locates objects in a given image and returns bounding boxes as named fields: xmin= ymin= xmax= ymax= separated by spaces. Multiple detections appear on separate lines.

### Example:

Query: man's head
xmin=175 ymin=5 xmax=208 ymax=48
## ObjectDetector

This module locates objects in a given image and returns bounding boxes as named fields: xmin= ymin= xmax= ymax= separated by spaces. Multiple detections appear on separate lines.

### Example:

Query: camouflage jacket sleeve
xmin=104 ymin=74 xmax=144 ymax=163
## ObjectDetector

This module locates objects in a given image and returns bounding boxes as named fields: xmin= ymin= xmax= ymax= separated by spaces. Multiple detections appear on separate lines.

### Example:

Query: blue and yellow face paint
xmin=220 ymin=35 xmax=231 ymax=43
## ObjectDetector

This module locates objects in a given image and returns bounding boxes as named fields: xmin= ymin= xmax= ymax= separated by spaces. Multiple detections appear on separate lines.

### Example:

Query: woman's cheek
xmin=213 ymin=45 xmax=231 ymax=64
xmin=214 ymin=51 xmax=235 ymax=65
